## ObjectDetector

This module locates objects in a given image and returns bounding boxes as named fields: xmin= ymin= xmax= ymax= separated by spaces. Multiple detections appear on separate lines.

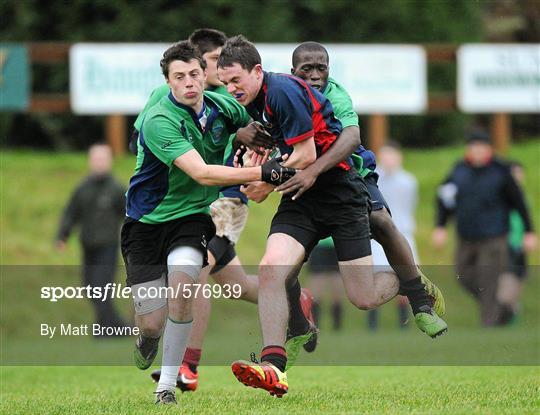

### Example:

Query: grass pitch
xmin=1 ymin=366 xmax=538 ymax=414
xmin=1 ymin=142 xmax=539 ymax=414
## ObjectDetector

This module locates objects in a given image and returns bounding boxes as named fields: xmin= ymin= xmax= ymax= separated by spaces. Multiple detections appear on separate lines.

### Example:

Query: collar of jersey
xmin=167 ymin=92 xmax=220 ymax=133
xmin=246 ymin=72 xmax=269 ymax=122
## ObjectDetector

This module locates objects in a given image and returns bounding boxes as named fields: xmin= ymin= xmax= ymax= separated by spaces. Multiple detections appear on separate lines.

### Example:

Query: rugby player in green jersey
xmin=132 ymin=29 xmax=271 ymax=152
xmin=143 ymin=30 xmax=316 ymax=393
xmin=122 ymin=40 xmax=295 ymax=405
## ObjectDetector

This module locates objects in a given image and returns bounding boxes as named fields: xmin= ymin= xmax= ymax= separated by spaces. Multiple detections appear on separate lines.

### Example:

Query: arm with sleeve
xmin=267 ymin=86 xmax=316 ymax=168
xmin=436 ymin=166 xmax=459 ymax=228
xmin=502 ymin=168 xmax=534 ymax=232
xmin=56 ymin=184 xmax=83 ymax=242
xmin=142 ymin=115 xmax=195 ymax=167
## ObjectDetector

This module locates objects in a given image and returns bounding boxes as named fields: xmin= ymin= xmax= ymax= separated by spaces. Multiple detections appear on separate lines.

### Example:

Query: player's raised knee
xmin=349 ymin=296 xmax=378 ymax=310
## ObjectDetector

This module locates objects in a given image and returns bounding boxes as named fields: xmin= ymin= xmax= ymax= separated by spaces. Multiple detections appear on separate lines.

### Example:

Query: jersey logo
xmin=211 ymin=120 xmax=224 ymax=144
xmin=180 ymin=374 xmax=197 ymax=384
xmin=161 ymin=140 xmax=173 ymax=149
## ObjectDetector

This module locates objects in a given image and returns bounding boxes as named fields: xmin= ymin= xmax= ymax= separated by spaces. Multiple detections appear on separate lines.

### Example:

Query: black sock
xmin=368 ymin=309 xmax=378 ymax=331
xmin=331 ymin=302 xmax=342 ymax=330
xmin=261 ymin=345 xmax=287 ymax=372
xmin=401 ymin=277 xmax=431 ymax=314
xmin=286 ymin=278 xmax=309 ymax=336
xmin=312 ymin=301 xmax=321 ymax=326
xmin=398 ymin=302 xmax=409 ymax=328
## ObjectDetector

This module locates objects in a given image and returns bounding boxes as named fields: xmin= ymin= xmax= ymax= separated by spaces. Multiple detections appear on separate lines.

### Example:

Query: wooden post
xmin=368 ymin=114 xmax=388 ymax=153
xmin=490 ymin=113 xmax=511 ymax=154
xmin=105 ymin=114 xmax=127 ymax=156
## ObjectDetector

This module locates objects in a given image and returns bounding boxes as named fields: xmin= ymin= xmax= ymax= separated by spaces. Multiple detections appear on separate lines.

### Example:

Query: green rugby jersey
xmin=126 ymin=91 xmax=250 ymax=224
xmin=134 ymin=84 xmax=229 ymax=131
xmin=323 ymin=77 xmax=359 ymax=129
xmin=322 ymin=77 xmax=374 ymax=178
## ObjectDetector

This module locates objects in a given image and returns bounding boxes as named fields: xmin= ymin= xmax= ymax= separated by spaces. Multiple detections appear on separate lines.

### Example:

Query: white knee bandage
xmin=167 ymin=246 xmax=203 ymax=282
xmin=131 ymin=273 xmax=167 ymax=315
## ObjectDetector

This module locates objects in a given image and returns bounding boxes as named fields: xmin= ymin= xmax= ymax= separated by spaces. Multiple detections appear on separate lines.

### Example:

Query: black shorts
xmin=121 ymin=213 xmax=216 ymax=286
xmin=308 ymin=244 xmax=339 ymax=274
xmin=270 ymin=168 xmax=371 ymax=261
xmin=364 ymin=172 xmax=391 ymax=213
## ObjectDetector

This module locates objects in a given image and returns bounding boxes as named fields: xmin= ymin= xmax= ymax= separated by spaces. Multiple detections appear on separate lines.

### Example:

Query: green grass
xmin=1 ymin=142 xmax=539 ymax=413
xmin=1 ymin=141 xmax=539 ymax=265
xmin=1 ymin=366 xmax=538 ymax=414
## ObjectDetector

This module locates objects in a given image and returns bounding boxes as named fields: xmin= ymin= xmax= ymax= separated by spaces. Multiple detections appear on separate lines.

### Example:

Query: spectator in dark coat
xmin=432 ymin=129 xmax=537 ymax=326
xmin=56 ymin=144 xmax=128 ymax=333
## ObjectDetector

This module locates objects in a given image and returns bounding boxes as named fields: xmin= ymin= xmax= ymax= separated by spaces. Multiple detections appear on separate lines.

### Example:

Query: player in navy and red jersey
xmin=217 ymin=35 xmax=406 ymax=397
xmin=243 ymin=71 xmax=350 ymax=171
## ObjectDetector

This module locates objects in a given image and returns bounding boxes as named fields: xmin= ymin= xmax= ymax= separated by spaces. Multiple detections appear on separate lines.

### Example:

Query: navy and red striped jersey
xmin=246 ymin=72 xmax=349 ymax=170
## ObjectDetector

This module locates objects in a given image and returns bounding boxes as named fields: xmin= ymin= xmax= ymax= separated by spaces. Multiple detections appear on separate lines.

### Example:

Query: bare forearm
xmin=282 ymin=137 xmax=317 ymax=169
xmin=197 ymin=165 xmax=261 ymax=186
xmin=282 ymin=150 xmax=314 ymax=169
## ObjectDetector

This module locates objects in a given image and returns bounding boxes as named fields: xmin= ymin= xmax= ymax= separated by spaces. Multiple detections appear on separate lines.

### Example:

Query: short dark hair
xmin=188 ymin=28 xmax=227 ymax=56
xmin=466 ymin=128 xmax=491 ymax=145
xmin=217 ymin=35 xmax=261 ymax=71
xmin=160 ymin=41 xmax=206 ymax=78
xmin=292 ymin=41 xmax=329 ymax=67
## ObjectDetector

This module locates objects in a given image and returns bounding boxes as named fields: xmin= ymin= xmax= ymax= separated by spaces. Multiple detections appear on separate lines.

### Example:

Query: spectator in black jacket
xmin=432 ymin=129 xmax=537 ymax=326
xmin=56 ymin=144 xmax=128 ymax=334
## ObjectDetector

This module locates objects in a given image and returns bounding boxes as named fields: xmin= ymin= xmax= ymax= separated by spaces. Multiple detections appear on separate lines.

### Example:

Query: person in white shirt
xmin=369 ymin=141 xmax=419 ymax=330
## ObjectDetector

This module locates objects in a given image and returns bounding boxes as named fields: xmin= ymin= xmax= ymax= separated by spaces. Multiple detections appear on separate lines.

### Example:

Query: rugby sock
xmin=401 ymin=277 xmax=431 ymax=315
xmin=312 ymin=300 xmax=321 ymax=326
xmin=331 ymin=302 xmax=342 ymax=330
xmin=398 ymin=300 xmax=409 ymax=328
xmin=157 ymin=318 xmax=192 ymax=392
xmin=260 ymin=345 xmax=287 ymax=372
xmin=368 ymin=309 xmax=378 ymax=331
xmin=182 ymin=347 xmax=202 ymax=373
xmin=286 ymin=278 xmax=310 ymax=336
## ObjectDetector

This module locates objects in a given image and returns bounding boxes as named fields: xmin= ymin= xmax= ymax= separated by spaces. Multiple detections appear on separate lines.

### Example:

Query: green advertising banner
xmin=0 ymin=44 xmax=30 ymax=111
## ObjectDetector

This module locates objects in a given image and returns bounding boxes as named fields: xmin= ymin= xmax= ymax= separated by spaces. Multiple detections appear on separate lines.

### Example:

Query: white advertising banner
xmin=70 ymin=43 xmax=169 ymax=114
xmin=70 ymin=43 xmax=426 ymax=114
xmin=458 ymin=44 xmax=540 ymax=113
xmin=258 ymin=44 xmax=427 ymax=114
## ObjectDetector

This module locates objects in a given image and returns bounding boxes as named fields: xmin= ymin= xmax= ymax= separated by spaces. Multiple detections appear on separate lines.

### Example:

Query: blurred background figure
xmin=307 ymin=238 xmax=344 ymax=331
xmin=496 ymin=161 xmax=530 ymax=324
xmin=56 ymin=143 xmax=128 ymax=335
xmin=432 ymin=129 xmax=537 ymax=327
xmin=369 ymin=141 xmax=418 ymax=331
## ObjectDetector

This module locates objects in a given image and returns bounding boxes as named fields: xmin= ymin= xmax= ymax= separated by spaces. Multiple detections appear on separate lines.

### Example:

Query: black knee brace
xmin=208 ymin=235 xmax=236 ymax=274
